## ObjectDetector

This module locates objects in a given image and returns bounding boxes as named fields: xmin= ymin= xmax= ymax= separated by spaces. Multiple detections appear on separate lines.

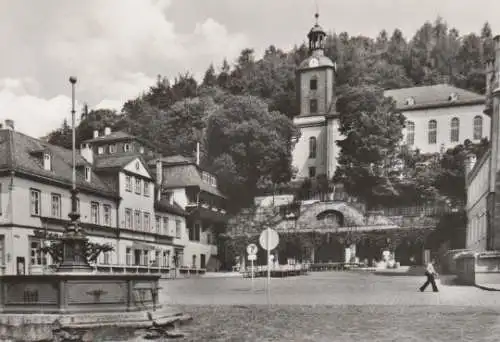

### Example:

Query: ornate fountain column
xmin=57 ymin=76 xmax=92 ymax=273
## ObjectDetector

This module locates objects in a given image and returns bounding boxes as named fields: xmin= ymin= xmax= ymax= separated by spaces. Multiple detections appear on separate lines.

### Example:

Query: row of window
xmin=124 ymin=208 xmax=182 ymax=238
xmin=308 ymin=77 xmax=319 ymax=114
xmin=201 ymin=172 xmax=217 ymax=187
xmin=30 ymin=240 xmax=174 ymax=268
xmin=125 ymin=175 xmax=150 ymax=197
xmin=125 ymin=248 xmax=171 ymax=267
xmin=30 ymin=242 xmax=208 ymax=269
xmin=97 ymin=143 xmax=144 ymax=155
xmin=406 ymin=116 xmax=483 ymax=145
xmin=30 ymin=189 xmax=112 ymax=226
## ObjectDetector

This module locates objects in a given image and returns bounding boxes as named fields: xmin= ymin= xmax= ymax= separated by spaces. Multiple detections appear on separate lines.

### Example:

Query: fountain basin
xmin=0 ymin=274 xmax=190 ymax=341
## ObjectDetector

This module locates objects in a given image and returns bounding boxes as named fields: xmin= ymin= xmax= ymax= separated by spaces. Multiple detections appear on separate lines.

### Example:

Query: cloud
xmin=0 ymin=0 xmax=248 ymax=138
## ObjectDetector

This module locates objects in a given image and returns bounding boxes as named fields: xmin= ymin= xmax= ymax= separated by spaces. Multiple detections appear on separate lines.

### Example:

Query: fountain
xmin=0 ymin=77 xmax=191 ymax=342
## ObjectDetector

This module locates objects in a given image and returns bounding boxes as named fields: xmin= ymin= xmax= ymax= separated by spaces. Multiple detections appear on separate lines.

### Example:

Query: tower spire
xmin=307 ymin=4 xmax=326 ymax=53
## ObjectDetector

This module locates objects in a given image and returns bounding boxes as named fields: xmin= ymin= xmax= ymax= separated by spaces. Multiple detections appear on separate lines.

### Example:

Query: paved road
xmin=160 ymin=272 xmax=500 ymax=307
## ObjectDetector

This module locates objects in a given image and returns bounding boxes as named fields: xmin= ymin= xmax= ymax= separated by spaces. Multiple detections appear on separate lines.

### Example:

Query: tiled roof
xmin=94 ymin=153 xmax=143 ymax=170
xmin=152 ymin=155 xmax=195 ymax=166
xmin=385 ymin=84 xmax=485 ymax=110
xmin=0 ymin=129 xmax=117 ymax=198
xmin=163 ymin=164 xmax=226 ymax=198
xmin=81 ymin=131 xmax=134 ymax=144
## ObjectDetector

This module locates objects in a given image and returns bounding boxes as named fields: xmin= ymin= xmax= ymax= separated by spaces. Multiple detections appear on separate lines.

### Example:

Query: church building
xmin=291 ymin=13 xmax=341 ymax=181
xmin=291 ymin=16 xmax=489 ymax=181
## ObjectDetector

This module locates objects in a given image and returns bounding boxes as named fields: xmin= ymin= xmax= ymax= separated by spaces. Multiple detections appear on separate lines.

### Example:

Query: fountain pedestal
xmin=0 ymin=273 xmax=189 ymax=341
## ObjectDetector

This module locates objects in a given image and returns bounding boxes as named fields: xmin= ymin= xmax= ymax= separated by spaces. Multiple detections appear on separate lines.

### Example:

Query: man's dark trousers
xmin=420 ymin=271 xmax=438 ymax=292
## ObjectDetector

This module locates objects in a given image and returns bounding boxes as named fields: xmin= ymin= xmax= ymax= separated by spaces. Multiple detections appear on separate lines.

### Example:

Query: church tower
xmin=292 ymin=13 xmax=340 ymax=181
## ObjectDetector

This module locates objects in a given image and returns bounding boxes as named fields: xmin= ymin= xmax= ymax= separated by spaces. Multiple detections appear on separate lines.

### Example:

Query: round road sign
xmin=247 ymin=243 xmax=258 ymax=255
xmin=259 ymin=228 xmax=279 ymax=251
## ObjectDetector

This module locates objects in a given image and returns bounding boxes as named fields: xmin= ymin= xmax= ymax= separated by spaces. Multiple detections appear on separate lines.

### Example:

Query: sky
xmin=1 ymin=0 xmax=499 ymax=138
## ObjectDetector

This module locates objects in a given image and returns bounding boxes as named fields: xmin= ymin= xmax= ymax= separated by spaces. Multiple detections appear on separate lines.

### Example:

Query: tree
xmin=205 ymin=95 xmax=299 ymax=210
xmin=47 ymin=119 xmax=72 ymax=149
xmin=202 ymin=64 xmax=217 ymax=87
xmin=77 ymin=108 xmax=122 ymax=142
xmin=334 ymin=85 xmax=406 ymax=209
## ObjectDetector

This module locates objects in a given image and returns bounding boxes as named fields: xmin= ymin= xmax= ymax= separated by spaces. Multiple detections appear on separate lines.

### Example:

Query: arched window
xmin=428 ymin=120 xmax=437 ymax=144
xmin=450 ymin=117 xmax=460 ymax=142
xmin=473 ymin=116 xmax=483 ymax=140
xmin=309 ymin=137 xmax=317 ymax=159
xmin=406 ymin=121 xmax=415 ymax=145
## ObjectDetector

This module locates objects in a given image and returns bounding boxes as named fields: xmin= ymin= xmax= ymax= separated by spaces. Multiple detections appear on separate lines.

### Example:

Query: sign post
xmin=259 ymin=228 xmax=279 ymax=304
xmin=246 ymin=244 xmax=258 ymax=291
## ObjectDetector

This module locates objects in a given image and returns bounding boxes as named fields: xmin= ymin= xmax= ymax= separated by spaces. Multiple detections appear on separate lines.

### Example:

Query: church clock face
xmin=309 ymin=58 xmax=319 ymax=68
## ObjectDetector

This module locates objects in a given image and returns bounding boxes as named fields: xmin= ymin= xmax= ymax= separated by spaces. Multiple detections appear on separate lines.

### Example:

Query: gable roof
xmin=94 ymin=154 xmax=153 ymax=179
xmin=82 ymin=131 xmax=134 ymax=144
xmin=384 ymin=84 xmax=485 ymax=111
xmin=0 ymin=129 xmax=117 ymax=198
xmin=163 ymin=163 xmax=226 ymax=198
xmin=81 ymin=130 xmax=160 ymax=152
xmin=94 ymin=153 xmax=142 ymax=170
xmin=154 ymin=155 xmax=195 ymax=166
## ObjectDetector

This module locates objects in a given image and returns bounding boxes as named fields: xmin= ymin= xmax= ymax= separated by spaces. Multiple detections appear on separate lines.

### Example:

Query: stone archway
xmin=316 ymin=210 xmax=344 ymax=227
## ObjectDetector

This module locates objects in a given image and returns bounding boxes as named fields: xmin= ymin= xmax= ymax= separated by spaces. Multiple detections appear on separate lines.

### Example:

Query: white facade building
xmin=386 ymin=84 xmax=489 ymax=154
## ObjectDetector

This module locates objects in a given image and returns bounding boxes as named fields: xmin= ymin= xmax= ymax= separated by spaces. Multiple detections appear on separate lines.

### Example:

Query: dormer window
xmin=97 ymin=146 xmax=104 ymax=155
xmin=109 ymin=144 xmax=116 ymax=154
xmin=85 ymin=167 xmax=91 ymax=182
xmin=448 ymin=93 xmax=459 ymax=102
xmin=124 ymin=143 xmax=131 ymax=152
xmin=405 ymin=97 xmax=415 ymax=106
xmin=43 ymin=153 xmax=51 ymax=171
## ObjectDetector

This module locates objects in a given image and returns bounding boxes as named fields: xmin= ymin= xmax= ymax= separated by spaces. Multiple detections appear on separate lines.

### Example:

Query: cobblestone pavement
xmin=160 ymin=272 xmax=500 ymax=307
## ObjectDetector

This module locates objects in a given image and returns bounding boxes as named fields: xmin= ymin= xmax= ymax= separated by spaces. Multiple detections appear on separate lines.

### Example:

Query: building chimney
xmin=80 ymin=143 xmax=94 ymax=164
xmin=5 ymin=119 xmax=14 ymax=130
xmin=104 ymin=127 xmax=111 ymax=136
xmin=486 ymin=60 xmax=495 ymax=95
xmin=156 ymin=159 xmax=163 ymax=200
xmin=93 ymin=130 xmax=99 ymax=138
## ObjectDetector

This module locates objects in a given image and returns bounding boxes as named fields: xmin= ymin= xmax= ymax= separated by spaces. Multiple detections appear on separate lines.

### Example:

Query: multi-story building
xmin=465 ymin=36 xmax=500 ymax=252
xmin=149 ymin=155 xmax=227 ymax=272
xmin=386 ymin=84 xmax=490 ymax=154
xmin=0 ymin=125 xmax=120 ymax=275
xmin=0 ymin=123 xmax=219 ymax=276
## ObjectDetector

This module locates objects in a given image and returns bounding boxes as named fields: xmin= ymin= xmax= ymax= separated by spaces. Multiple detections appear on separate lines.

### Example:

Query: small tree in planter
xmin=33 ymin=229 xmax=114 ymax=266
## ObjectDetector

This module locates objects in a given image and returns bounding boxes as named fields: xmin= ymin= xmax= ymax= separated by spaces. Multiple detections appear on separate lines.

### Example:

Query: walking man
xmin=420 ymin=259 xmax=439 ymax=292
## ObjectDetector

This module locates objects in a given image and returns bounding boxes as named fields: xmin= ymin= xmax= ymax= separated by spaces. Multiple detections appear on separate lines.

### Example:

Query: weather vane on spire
xmin=315 ymin=0 xmax=319 ymax=24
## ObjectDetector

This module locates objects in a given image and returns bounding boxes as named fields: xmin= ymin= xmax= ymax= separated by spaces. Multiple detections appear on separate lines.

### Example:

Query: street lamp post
xmin=56 ymin=76 xmax=93 ymax=273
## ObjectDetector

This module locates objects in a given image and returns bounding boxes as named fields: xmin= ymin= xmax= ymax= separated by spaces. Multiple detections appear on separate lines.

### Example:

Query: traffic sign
xmin=259 ymin=228 xmax=279 ymax=251
xmin=248 ymin=254 xmax=257 ymax=261
xmin=247 ymin=243 xmax=258 ymax=256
